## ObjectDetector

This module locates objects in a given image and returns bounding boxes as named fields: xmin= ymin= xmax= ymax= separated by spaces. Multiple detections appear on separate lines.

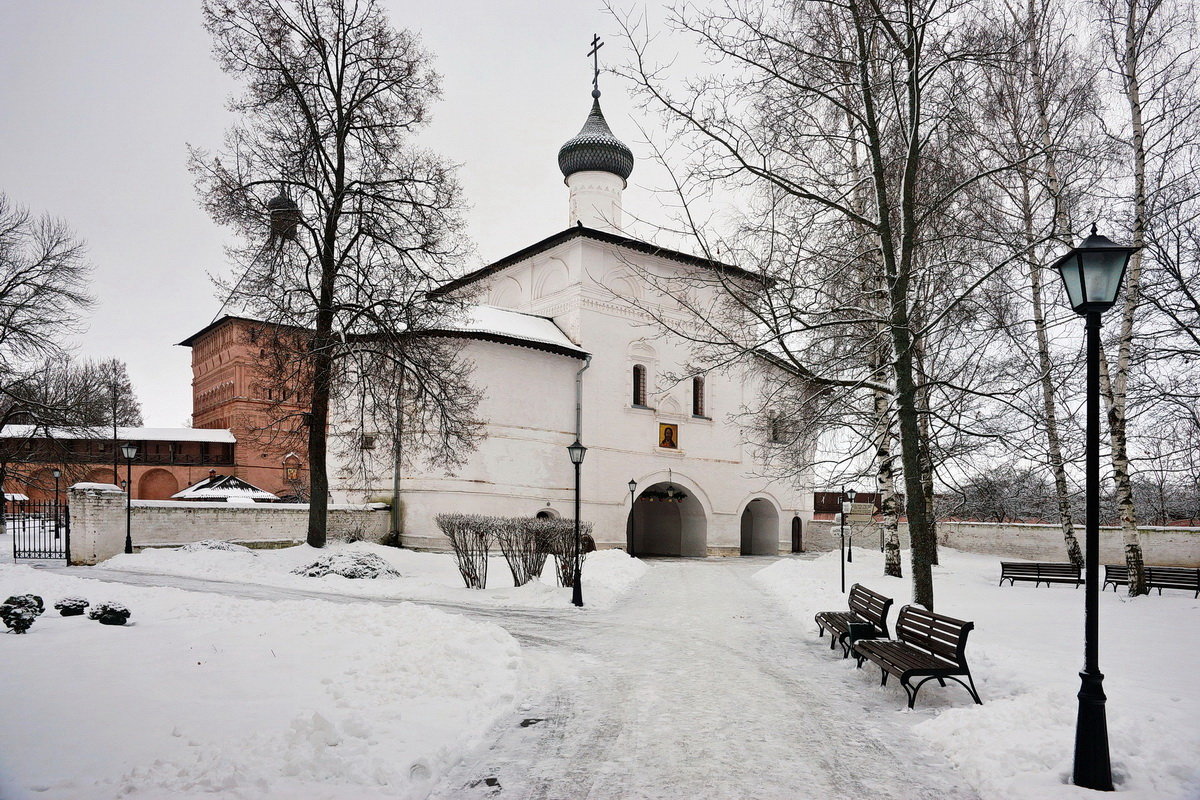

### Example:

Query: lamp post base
xmin=571 ymin=573 xmax=583 ymax=607
xmin=1073 ymin=670 xmax=1113 ymax=791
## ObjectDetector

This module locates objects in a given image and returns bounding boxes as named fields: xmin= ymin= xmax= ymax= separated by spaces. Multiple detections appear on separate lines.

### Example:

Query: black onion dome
xmin=557 ymin=92 xmax=634 ymax=181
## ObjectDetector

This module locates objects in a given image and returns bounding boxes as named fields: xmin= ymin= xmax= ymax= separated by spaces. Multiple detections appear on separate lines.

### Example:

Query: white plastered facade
xmin=331 ymin=228 xmax=814 ymax=556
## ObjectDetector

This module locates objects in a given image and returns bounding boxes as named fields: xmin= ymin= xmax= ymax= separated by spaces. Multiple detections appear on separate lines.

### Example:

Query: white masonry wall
xmin=68 ymin=483 xmax=390 ymax=565
xmin=804 ymin=518 xmax=1200 ymax=567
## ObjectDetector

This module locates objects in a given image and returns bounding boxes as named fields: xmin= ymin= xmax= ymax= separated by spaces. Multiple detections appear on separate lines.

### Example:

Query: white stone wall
xmin=803 ymin=518 xmax=1200 ymax=567
xmin=68 ymin=484 xmax=389 ymax=565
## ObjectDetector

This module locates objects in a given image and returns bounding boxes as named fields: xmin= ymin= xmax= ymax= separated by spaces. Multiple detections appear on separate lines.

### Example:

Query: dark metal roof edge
xmin=177 ymin=315 xmax=264 ymax=347
xmin=423 ymin=329 xmax=590 ymax=359
xmin=431 ymin=226 xmax=767 ymax=297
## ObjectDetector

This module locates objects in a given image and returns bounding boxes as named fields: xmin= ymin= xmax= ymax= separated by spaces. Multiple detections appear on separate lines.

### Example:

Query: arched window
xmin=632 ymin=364 xmax=648 ymax=407
xmin=692 ymin=376 xmax=706 ymax=417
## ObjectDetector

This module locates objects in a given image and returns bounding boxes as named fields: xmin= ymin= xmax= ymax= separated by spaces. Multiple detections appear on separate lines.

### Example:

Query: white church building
xmin=333 ymin=85 xmax=814 ymax=557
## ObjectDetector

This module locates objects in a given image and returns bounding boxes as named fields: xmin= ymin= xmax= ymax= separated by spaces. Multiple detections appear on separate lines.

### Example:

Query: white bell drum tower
xmin=557 ymin=86 xmax=634 ymax=234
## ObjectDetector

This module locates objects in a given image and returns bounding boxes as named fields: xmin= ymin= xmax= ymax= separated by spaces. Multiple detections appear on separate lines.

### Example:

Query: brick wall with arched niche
xmin=138 ymin=468 xmax=180 ymax=501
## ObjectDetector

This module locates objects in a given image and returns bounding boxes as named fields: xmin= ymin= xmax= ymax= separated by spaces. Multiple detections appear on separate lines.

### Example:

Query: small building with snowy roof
xmin=172 ymin=470 xmax=279 ymax=502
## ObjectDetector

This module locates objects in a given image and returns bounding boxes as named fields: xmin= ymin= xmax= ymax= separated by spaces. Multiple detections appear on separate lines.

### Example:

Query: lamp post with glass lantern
xmin=627 ymin=478 xmax=638 ymax=558
xmin=121 ymin=443 xmax=137 ymax=555
xmin=1051 ymin=224 xmax=1140 ymax=793
xmin=52 ymin=468 xmax=61 ymax=540
xmin=845 ymin=488 xmax=857 ymax=562
xmin=567 ymin=440 xmax=587 ymax=607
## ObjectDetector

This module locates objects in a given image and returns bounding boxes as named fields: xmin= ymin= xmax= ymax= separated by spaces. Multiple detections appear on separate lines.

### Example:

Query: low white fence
xmin=68 ymin=483 xmax=390 ymax=565
xmin=803 ymin=517 xmax=1199 ymax=567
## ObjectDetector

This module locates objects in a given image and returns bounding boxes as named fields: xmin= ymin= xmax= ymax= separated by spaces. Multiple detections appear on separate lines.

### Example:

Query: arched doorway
xmin=791 ymin=516 xmax=803 ymax=552
xmin=139 ymin=469 xmax=180 ymax=500
xmin=740 ymin=498 xmax=780 ymax=555
xmin=628 ymin=481 xmax=707 ymax=557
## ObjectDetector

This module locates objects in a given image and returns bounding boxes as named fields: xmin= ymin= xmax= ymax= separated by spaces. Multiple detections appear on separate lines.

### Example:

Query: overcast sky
xmin=0 ymin=1 xmax=687 ymax=427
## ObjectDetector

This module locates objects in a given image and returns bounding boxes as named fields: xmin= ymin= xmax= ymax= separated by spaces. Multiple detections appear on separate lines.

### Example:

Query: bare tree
xmin=614 ymin=0 xmax=1031 ymax=609
xmin=1093 ymin=0 xmax=1200 ymax=594
xmin=0 ymin=193 xmax=93 ymax=436
xmin=190 ymin=0 xmax=482 ymax=547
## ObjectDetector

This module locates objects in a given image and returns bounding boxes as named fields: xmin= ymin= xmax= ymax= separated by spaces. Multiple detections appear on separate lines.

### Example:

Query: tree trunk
xmin=875 ymin=387 xmax=902 ymax=577
xmin=1105 ymin=0 xmax=1150 ymax=596
xmin=1019 ymin=171 xmax=1084 ymax=567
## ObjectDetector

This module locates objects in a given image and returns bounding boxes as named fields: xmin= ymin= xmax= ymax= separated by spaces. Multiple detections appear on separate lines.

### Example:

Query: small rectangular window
xmin=633 ymin=364 xmax=647 ymax=407
xmin=692 ymin=376 xmax=706 ymax=417
xmin=361 ymin=434 xmax=376 ymax=450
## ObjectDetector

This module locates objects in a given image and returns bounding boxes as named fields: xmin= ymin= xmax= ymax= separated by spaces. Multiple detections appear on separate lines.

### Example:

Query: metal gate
xmin=7 ymin=500 xmax=70 ymax=561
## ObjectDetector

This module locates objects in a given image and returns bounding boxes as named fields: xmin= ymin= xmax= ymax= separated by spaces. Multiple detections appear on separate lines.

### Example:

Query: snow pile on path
xmin=0 ymin=563 xmax=526 ymax=800
xmin=755 ymin=547 xmax=1200 ymax=800
xmin=98 ymin=541 xmax=646 ymax=610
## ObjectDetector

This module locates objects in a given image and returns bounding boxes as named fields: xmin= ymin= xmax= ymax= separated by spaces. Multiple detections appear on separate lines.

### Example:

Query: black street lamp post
xmin=567 ymin=440 xmax=587 ymax=607
xmin=846 ymin=488 xmax=857 ymax=562
xmin=121 ymin=443 xmax=137 ymax=555
xmin=1051 ymin=224 xmax=1140 ymax=793
xmin=52 ymin=468 xmax=61 ymax=540
xmin=839 ymin=486 xmax=846 ymax=593
xmin=627 ymin=478 xmax=638 ymax=558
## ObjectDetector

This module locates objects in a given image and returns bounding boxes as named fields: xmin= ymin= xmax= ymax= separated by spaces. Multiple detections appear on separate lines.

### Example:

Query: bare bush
xmin=496 ymin=518 xmax=553 ymax=587
xmin=545 ymin=520 xmax=594 ymax=589
xmin=435 ymin=513 xmax=496 ymax=589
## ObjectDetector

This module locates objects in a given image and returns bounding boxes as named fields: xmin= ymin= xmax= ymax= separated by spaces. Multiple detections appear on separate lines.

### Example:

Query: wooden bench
xmin=854 ymin=605 xmax=983 ymax=709
xmin=1104 ymin=565 xmax=1198 ymax=596
xmin=814 ymin=583 xmax=893 ymax=659
xmin=999 ymin=561 xmax=1081 ymax=588
xmin=1148 ymin=566 xmax=1200 ymax=598
xmin=1103 ymin=564 xmax=1128 ymax=592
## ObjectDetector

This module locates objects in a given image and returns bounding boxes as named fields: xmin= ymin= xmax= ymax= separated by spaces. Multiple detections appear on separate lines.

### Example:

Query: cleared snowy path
xmin=70 ymin=557 xmax=977 ymax=799
xmin=429 ymin=557 xmax=977 ymax=800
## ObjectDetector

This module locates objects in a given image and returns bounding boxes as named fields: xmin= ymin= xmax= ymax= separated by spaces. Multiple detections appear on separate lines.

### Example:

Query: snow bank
xmin=755 ymin=547 xmax=1200 ymax=800
xmin=0 ymin=563 xmax=526 ymax=799
xmin=97 ymin=541 xmax=646 ymax=610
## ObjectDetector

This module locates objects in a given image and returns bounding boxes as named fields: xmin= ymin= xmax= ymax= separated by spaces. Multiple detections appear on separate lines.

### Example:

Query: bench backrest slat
xmin=895 ymin=605 xmax=973 ymax=663
xmin=847 ymin=583 xmax=893 ymax=636
xmin=1146 ymin=566 xmax=1200 ymax=587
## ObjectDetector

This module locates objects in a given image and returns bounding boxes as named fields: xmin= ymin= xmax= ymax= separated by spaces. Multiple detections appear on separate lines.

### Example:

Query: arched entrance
xmin=740 ymin=498 xmax=780 ymax=555
xmin=791 ymin=516 xmax=803 ymax=552
xmin=139 ymin=468 xmax=180 ymax=500
xmin=628 ymin=481 xmax=707 ymax=557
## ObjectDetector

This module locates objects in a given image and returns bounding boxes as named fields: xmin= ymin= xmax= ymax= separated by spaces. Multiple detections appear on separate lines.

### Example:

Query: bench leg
xmin=879 ymin=670 xmax=889 ymax=687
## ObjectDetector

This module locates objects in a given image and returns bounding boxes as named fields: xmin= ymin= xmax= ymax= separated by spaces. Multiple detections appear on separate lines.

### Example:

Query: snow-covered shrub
xmin=497 ymin=518 xmax=552 ymax=587
xmin=179 ymin=539 xmax=254 ymax=553
xmin=290 ymin=551 xmax=400 ymax=579
xmin=54 ymin=597 xmax=90 ymax=616
xmin=436 ymin=513 xmax=497 ymax=589
xmin=1 ymin=594 xmax=44 ymax=634
xmin=87 ymin=601 xmax=131 ymax=626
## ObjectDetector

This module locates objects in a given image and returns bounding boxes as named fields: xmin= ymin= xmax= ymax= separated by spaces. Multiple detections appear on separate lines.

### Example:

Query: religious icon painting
xmin=658 ymin=423 xmax=679 ymax=449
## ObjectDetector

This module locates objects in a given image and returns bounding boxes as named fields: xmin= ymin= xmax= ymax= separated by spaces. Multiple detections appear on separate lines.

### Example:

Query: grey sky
xmin=0 ymin=1 xmax=676 ymax=427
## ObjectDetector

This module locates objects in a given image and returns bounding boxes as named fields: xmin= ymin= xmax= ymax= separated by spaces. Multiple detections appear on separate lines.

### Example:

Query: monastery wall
xmin=803 ymin=518 xmax=1200 ymax=567
xmin=68 ymin=483 xmax=389 ymax=565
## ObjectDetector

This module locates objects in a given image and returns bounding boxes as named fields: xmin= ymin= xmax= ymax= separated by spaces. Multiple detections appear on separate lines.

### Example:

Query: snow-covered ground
xmin=754 ymin=547 xmax=1200 ymax=800
xmin=2 ymin=540 xmax=1196 ymax=799
xmin=0 ymin=544 xmax=646 ymax=800
xmin=92 ymin=542 xmax=647 ymax=611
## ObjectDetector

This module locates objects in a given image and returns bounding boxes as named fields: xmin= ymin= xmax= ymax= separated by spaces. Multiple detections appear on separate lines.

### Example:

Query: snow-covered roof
xmin=4 ymin=492 xmax=29 ymax=502
xmin=434 ymin=305 xmax=587 ymax=357
xmin=172 ymin=473 xmax=278 ymax=501
xmin=1 ymin=425 xmax=235 ymax=444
